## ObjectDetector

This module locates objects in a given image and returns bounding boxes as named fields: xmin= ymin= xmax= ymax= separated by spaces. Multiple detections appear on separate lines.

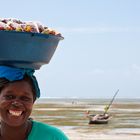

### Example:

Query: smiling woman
xmin=0 ymin=66 xmax=69 ymax=140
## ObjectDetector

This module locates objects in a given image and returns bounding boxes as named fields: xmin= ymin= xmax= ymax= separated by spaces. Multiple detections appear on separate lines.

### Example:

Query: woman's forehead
xmin=1 ymin=81 xmax=33 ymax=94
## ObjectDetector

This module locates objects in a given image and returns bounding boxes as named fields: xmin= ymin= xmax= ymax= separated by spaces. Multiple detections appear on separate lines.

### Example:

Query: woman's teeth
xmin=9 ymin=110 xmax=22 ymax=116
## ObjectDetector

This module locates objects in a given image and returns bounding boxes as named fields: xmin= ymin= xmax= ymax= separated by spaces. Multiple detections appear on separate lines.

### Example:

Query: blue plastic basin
xmin=0 ymin=30 xmax=63 ymax=69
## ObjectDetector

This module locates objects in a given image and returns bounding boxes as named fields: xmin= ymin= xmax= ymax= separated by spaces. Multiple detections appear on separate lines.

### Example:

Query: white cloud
xmin=132 ymin=64 xmax=140 ymax=72
xmin=123 ymin=64 xmax=140 ymax=77
xmin=57 ymin=26 xmax=140 ymax=34
xmin=89 ymin=68 xmax=105 ymax=76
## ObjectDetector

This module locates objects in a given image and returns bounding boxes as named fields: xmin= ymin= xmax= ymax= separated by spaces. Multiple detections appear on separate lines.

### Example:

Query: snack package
xmin=21 ymin=22 xmax=39 ymax=33
xmin=0 ymin=22 xmax=8 ymax=30
xmin=0 ymin=18 xmax=62 ymax=37
xmin=36 ymin=22 xmax=44 ymax=33
xmin=7 ymin=21 xmax=23 ymax=31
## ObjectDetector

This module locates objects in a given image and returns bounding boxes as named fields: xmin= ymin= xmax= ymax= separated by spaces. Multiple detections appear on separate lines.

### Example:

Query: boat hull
xmin=89 ymin=119 xmax=108 ymax=124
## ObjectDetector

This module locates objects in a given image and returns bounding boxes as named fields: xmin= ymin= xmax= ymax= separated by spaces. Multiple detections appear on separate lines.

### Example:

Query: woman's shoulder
xmin=32 ymin=120 xmax=62 ymax=133
xmin=28 ymin=120 xmax=69 ymax=140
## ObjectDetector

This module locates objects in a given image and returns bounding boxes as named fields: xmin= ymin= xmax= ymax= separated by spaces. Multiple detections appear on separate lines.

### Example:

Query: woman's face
xmin=0 ymin=80 xmax=34 ymax=127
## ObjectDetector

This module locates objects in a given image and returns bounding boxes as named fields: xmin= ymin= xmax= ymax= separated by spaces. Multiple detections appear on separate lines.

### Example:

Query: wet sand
xmin=31 ymin=98 xmax=140 ymax=140
xmin=60 ymin=127 xmax=140 ymax=140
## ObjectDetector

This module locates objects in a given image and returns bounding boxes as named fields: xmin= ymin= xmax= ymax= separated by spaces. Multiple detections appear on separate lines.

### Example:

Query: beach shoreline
xmin=60 ymin=127 xmax=140 ymax=140
xmin=32 ymin=98 xmax=140 ymax=140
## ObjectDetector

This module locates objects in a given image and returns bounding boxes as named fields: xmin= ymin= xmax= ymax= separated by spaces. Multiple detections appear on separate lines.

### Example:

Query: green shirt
xmin=28 ymin=121 xmax=69 ymax=140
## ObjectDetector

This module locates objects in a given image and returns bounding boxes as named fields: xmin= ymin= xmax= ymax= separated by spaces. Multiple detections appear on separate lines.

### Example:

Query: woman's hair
xmin=22 ymin=74 xmax=37 ymax=101
xmin=0 ymin=74 xmax=37 ymax=101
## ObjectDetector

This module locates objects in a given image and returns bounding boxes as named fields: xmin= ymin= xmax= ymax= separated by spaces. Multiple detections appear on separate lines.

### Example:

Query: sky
xmin=1 ymin=0 xmax=140 ymax=98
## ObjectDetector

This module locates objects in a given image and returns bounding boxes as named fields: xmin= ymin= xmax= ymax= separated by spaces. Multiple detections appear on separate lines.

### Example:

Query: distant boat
xmin=86 ymin=89 xmax=119 ymax=124
xmin=88 ymin=114 xmax=110 ymax=124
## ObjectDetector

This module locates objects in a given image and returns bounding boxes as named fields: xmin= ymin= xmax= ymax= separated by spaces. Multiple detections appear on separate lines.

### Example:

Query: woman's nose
xmin=11 ymin=101 xmax=23 ymax=108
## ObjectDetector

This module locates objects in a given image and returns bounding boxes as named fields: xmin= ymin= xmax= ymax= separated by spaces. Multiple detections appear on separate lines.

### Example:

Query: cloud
xmin=57 ymin=26 xmax=140 ymax=34
xmin=131 ymin=64 xmax=140 ymax=73
xmin=123 ymin=64 xmax=140 ymax=77
xmin=132 ymin=64 xmax=140 ymax=70
xmin=88 ymin=68 xmax=105 ymax=76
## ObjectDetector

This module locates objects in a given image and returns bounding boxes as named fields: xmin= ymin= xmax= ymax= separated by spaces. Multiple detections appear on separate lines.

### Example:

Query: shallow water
xmin=31 ymin=98 xmax=140 ymax=140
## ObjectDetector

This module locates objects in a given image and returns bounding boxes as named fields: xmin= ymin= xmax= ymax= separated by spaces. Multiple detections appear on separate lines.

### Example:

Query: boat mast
xmin=104 ymin=89 xmax=119 ymax=115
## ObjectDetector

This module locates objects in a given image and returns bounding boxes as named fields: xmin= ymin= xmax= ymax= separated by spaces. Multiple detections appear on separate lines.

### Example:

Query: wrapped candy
xmin=0 ymin=21 xmax=9 ymax=30
xmin=6 ymin=21 xmax=23 ymax=31
xmin=36 ymin=22 xmax=44 ymax=33
xmin=21 ymin=22 xmax=39 ymax=33
xmin=0 ymin=18 xmax=62 ymax=37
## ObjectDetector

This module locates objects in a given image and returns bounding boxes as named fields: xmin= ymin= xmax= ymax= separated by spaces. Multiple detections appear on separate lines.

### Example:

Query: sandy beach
xmin=60 ymin=127 xmax=140 ymax=140
xmin=32 ymin=98 xmax=140 ymax=140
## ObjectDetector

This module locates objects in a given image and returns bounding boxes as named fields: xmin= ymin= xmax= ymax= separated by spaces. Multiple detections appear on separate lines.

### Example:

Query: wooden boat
xmin=86 ymin=89 xmax=119 ymax=125
xmin=88 ymin=114 xmax=110 ymax=124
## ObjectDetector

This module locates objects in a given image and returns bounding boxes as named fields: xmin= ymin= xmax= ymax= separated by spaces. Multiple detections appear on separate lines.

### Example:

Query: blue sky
xmin=1 ymin=0 xmax=140 ymax=98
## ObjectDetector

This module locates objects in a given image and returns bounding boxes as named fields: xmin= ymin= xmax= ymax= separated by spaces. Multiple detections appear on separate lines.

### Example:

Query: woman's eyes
xmin=20 ymin=96 xmax=32 ymax=101
xmin=4 ymin=95 xmax=15 ymax=100
xmin=4 ymin=95 xmax=32 ymax=102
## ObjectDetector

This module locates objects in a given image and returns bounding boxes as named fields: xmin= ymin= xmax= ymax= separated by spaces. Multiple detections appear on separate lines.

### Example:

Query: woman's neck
xmin=0 ymin=120 xmax=32 ymax=140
